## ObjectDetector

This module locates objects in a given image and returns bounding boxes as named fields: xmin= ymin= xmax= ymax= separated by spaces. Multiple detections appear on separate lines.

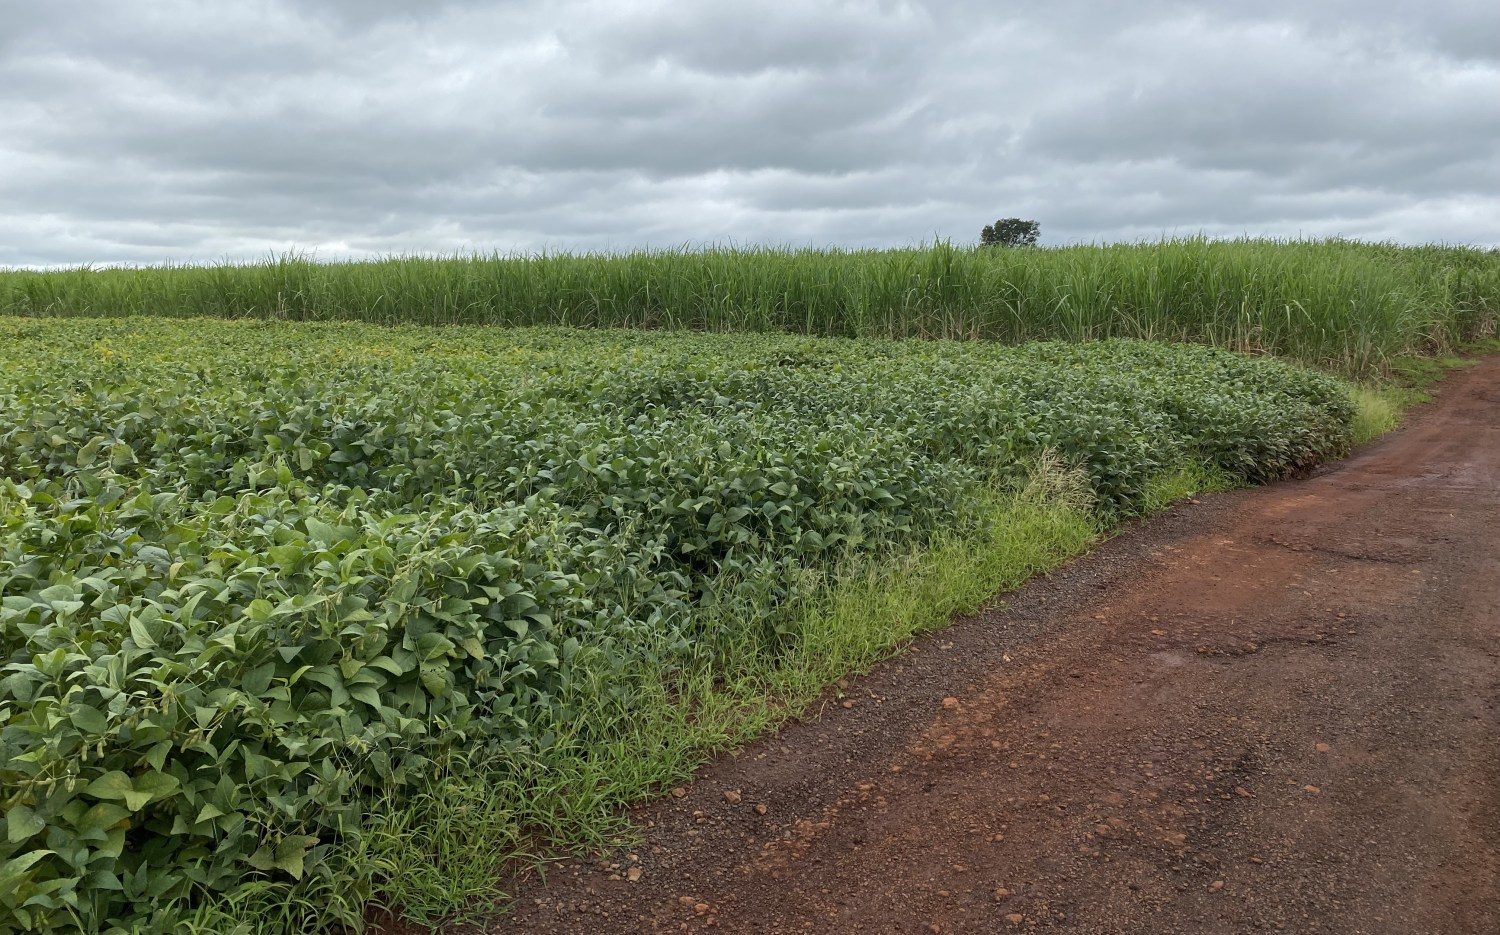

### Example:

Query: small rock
xmin=1235 ymin=786 xmax=1253 ymax=798
xmin=1303 ymin=785 xmax=1321 ymax=794
xmin=1315 ymin=742 xmax=1331 ymax=753
xmin=678 ymin=896 xmax=696 ymax=906
xmin=993 ymin=887 xmax=1012 ymax=900
xmin=1210 ymin=880 xmax=1224 ymax=891
xmin=754 ymin=803 xmax=768 ymax=815
xmin=942 ymin=697 xmax=960 ymax=709
xmin=670 ymin=787 xmax=687 ymax=798
xmin=1006 ymin=913 xmax=1025 ymax=925
xmin=723 ymin=790 xmax=742 ymax=804
xmin=841 ymin=700 xmax=854 ymax=709
xmin=625 ymin=867 xmax=642 ymax=882
xmin=694 ymin=902 xmax=710 ymax=914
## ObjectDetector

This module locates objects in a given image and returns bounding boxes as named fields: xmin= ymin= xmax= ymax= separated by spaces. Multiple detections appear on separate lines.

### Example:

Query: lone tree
xmin=980 ymin=218 xmax=1040 ymax=247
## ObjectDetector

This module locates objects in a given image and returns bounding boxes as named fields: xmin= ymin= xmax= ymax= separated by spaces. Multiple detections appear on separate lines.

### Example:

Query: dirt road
xmin=496 ymin=358 xmax=1500 ymax=934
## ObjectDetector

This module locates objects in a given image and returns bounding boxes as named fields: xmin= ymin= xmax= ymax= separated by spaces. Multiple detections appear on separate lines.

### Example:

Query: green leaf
xmin=132 ymin=771 xmax=180 ymax=803
xmin=75 ymin=802 xmax=131 ymax=838
xmin=33 ymin=646 xmax=68 ymax=678
xmin=98 ymin=825 xmax=128 ymax=859
xmin=0 ymin=849 xmax=52 ymax=891
xmin=80 ymin=770 xmax=163 ymax=813
xmin=247 ymin=844 xmax=276 ymax=873
xmin=128 ymin=615 xmax=158 ymax=649
xmin=5 ymin=804 xmax=46 ymax=843
xmin=145 ymin=742 xmax=172 ymax=773
xmin=69 ymin=704 xmax=110 ymax=735
xmin=75 ymin=436 xmax=103 ymax=467
xmin=83 ymin=771 xmax=134 ymax=803
xmin=349 ymin=685 xmax=383 ymax=709
xmin=418 ymin=666 xmax=449 ymax=697
xmin=304 ymin=517 xmax=340 ymax=546
xmin=242 ymin=662 xmax=277 ymax=695
xmin=274 ymin=835 xmax=318 ymax=879
xmin=268 ymin=544 xmax=303 ymax=567
xmin=367 ymin=655 xmax=407 ymax=676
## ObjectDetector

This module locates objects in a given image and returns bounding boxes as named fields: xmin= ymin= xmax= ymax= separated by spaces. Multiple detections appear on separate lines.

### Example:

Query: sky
xmin=2 ymin=0 xmax=1498 ymax=267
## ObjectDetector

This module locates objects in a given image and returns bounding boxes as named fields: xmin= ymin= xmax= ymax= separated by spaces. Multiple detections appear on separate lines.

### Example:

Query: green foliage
xmin=1347 ymin=386 xmax=1404 ymax=445
xmin=0 ymin=318 xmax=1357 ymax=931
xmin=3 ymin=238 xmax=1498 ymax=374
xmin=980 ymin=218 xmax=1040 ymax=248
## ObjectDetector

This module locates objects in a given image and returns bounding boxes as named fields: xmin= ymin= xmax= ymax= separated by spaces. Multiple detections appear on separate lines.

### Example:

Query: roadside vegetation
xmin=1344 ymin=336 xmax=1500 ymax=445
xmin=0 ymin=317 xmax=1366 ymax=932
xmin=3 ymin=238 xmax=1497 ymax=374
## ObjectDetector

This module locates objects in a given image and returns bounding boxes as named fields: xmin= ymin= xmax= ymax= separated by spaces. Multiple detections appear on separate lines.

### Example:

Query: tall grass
xmin=4 ymin=238 xmax=1496 ymax=373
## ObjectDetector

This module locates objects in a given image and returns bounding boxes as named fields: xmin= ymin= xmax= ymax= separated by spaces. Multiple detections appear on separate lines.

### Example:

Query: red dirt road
xmin=496 ymin=358 xmax=1500 ymax=934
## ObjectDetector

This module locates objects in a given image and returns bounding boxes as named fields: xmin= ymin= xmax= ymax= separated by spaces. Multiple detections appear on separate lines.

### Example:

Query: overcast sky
xmin=2 ymin=1 xmax=1498 ymax=267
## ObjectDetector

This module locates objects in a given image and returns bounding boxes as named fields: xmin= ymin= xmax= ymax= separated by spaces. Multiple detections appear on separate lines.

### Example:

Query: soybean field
xmin=0 ymin=316 xmax=1364 ymax=932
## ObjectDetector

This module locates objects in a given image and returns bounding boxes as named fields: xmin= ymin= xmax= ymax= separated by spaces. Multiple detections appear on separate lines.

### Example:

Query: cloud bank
xmin=2 ymin=0 xmax=1497 ymax=265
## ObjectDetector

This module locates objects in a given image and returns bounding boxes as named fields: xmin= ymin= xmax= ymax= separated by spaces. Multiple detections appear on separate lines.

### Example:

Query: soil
xmin=489 ymin=357 xmax=1500 ymax=934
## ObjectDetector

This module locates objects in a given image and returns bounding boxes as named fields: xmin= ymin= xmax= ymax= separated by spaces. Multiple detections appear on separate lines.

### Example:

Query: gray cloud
xmin=1 ymin=0 xmax=1497 ymax=266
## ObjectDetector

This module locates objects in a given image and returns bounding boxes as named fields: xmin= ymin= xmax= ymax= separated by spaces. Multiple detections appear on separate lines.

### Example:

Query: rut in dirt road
xmin=495 ymin=358 xmax=1500 ymax=935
